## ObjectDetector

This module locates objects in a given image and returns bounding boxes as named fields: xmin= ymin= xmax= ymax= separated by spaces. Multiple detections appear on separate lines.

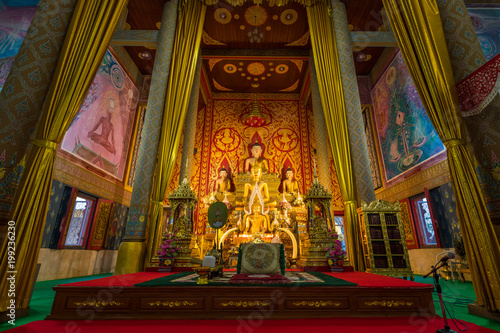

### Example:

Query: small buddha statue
xmin=240 ymin=202 xmax=271 ymax=235
xmin=281 ymin=168 xmax=299 ymax=195
xmin=243 ymin=164 xmax=270 ymax=204
xmin=214 ymin=168 xmax=232 ymax=194
xmin=244 ymin=142 xmax=269 ymax=174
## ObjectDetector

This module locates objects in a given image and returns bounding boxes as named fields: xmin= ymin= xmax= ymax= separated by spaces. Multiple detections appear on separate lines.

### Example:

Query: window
xmin=410 ymin=191 xmax=441 ymax=248
xmin=333 ymin=212 xmax=346 ymax=252
xmin=59 ymin=192 xmax=97 ymax=249
xmin=413 ymin=196 xmax=436 ymax=246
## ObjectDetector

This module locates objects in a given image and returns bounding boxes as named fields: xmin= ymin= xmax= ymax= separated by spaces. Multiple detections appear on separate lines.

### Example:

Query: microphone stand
xmin=425 ymin=261 xmax=457 ymax=333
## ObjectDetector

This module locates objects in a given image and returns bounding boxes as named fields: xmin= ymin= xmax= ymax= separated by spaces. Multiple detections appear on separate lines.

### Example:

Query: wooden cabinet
xmin=357 ymin=200 xmax=414 ymax=280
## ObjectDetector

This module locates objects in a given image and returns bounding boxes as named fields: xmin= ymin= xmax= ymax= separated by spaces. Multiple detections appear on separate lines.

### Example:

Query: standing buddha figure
xmin=244 ymin=142 xmax=269 ymax=174
xmin=243 ymin=164 xmax=270 ymax=204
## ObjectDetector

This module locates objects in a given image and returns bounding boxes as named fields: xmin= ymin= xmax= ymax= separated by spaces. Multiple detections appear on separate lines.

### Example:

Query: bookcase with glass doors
xmin=357 ymin=199 xmax=414 ymax=280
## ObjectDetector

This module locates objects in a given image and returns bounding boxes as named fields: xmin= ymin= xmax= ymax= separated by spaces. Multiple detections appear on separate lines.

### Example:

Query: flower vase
xmin=328 ymin=257 xmax=343 ymax=268
xmin=158 ymin=256 xmax=175 ymax=271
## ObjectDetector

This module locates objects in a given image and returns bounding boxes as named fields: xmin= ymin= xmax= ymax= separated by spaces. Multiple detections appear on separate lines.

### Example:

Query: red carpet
xmin=58 ymin=271 xmax=433 ymax=289
xmin=6 ymin=317 xmax=496 ymax=333
xmin=327 ymin=271 xmax=432 ymax=288
xmin=57 ymin=272 xmax=175 ymax=287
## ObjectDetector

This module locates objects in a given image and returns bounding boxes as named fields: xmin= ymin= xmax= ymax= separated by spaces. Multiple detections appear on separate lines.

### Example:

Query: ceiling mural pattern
xmin=125 ymin=0 xmax=385 ymax=78
xmin=204 ymin=57 xmax=308 ymax=93
xmin=203 ymin=2 xmax=309 ymax=49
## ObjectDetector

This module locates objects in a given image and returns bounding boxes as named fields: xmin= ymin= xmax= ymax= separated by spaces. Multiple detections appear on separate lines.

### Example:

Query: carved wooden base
xmin=47 ymin=277 xmax=435 ymax=320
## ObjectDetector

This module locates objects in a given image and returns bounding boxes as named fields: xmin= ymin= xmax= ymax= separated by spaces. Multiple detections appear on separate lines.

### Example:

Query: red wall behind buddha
xmin=169 ymin=93 xmax=342 ymax=234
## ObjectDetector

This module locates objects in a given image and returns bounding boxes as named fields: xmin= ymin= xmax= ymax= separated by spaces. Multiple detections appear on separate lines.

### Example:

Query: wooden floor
xmin=47 ymin=272 xmax=435 ymax=320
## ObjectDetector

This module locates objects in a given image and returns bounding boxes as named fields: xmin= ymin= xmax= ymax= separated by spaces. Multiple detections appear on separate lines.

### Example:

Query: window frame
xmin=409 ymin=189 xmax=442 ymax=248
xmin=333 ymin=211 xmax=347 ymax=252
xmin=58 ymin=190 xmax=98 ymax=249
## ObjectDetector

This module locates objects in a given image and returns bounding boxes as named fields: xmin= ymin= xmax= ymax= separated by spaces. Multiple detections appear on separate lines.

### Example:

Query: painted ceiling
xmin=125 ymin=0 xmax=385 ymax=95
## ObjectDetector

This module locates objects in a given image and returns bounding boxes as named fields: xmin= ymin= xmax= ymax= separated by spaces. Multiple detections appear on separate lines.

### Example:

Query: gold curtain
xmin=0 ymin=0 xmax=126 ymax=311
xmin=146 ymin=1 xmax=206 ymax=265
xmin=383 ymin=0 xmax=500 ymax=312
xmin=306 ymin=2 xmax=364 ymax=271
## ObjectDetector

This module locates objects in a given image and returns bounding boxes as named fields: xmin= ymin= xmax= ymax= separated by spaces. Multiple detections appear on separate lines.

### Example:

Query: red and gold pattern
xmin=223 ymin=64 xmax=238 ymax=74
xmin=182 ymin=93 xmax=342 ymax=234
xmin=456 ymin=52 xmax=500 ymax=117
xmin=399 ymin=198 xmax=418 ymax=249
xmin=88 ymin=199 xmax=113 ymax=250
xmin=244 ymin=5 xmax=268 ymax=26
xmin=275 ymin=64 xmax=289 ymax=74
xmin=247 ymin=62 xmax=266 ymax=76
xmin=214 ymin=8 xmax=232 ymax=24
xmin=280 ymin=9 xmax=298 ymax=25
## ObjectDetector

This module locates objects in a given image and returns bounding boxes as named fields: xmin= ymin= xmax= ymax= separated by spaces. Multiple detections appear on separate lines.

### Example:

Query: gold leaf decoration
xmin=279 ymin=80 xmax=299 ymax=92
xmin=285 ymin=31 xmax=310 ymax=47
xmin=202 ymin=30 xmax=226 ymax=46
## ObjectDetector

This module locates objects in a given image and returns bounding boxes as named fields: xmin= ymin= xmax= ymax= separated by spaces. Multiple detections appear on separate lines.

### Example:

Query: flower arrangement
xmin=157 ymin=230 xmax=180 ymax=258
xmin=277 ymin=200 xmax=292 ymax=211
xmin=324 ymin=229 xmax=346 ymax=259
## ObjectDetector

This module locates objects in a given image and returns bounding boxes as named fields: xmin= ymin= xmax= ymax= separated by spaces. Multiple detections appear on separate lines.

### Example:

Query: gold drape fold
xmin=306 ymin=3 xmax=363 ymax=271
xmin=146 ymin=1 xmax=206 ymax=265
xmin=0 ymin=0 xmax=126 ymax=312
xmin=383 ymin=0 xmax=500 ymax=312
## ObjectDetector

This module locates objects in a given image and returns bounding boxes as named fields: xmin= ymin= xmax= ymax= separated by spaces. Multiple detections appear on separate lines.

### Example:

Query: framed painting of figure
xmin=371 ymin=51 xmax=446 ymax=186
xmin=61 ymin=48 xmax=139 ymax=181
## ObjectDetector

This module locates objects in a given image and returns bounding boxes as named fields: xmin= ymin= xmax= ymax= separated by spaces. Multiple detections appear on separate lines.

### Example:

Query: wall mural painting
xmin=187 ymin=94 xmax=342 ymax=234
xmin=0 ymin=0 xmax=38 ymax=92
xmin=371 ymin=51 xmax=446 ymax=186
xmin=62 ymin=49 xmax=139 ymax=180
xmin=468 ymin=6 xmax=500 ymax=61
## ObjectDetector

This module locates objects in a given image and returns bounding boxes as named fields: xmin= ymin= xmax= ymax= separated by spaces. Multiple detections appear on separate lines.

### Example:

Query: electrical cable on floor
xmin=443 ymin=298 xmax=469 ymax=332
xmin=439 ymin=293 xmax=476 ymax=308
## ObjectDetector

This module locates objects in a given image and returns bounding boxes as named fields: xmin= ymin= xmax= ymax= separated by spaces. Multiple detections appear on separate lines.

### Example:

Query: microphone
xmin=438 ymin=252 xmax=455 ymax=263
xmin=423 ymin=252 xmax=455 ymax=278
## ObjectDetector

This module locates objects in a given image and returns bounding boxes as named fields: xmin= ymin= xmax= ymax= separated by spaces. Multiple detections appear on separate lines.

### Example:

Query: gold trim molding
xmin=74 ymin=301 xmax=123 ymax=308
xmin=54 ymin=155 xmax=132 ymax=206
xmin=148 ymin=301 xmax=196 ymax=307
xmin=365 ymin=300 xmax=414 ymax=307
xmin=220 ymin=301 xmax=270 ymax=307
xmin=292 ymin=300 xmax=341 ymax=307
xmin=376 ymin=159 xmax=450 ymax=202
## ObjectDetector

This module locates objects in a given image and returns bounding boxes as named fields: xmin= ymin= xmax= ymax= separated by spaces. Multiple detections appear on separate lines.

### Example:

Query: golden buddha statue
xmin=239 ymin=202 xmax=271 ymax=235
xmin=243 ymin=164 xmax=270 ymax=204
xmin=214 ymin=168 xmax=232 ymax=194
xmin=244 ymin=142 xmax=269 ymax=174
xmin=281 ymin=168 xmax=299 ymax=195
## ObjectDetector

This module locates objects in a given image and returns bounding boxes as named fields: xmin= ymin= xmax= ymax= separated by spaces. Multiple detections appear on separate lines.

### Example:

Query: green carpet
xmin=1 ymin=274 xmax=499 ymax=332
xmin=413 ymin=275 xmax=500 ymax=332
xmin=0 ymin=273 xmax=111 ymax=332
xmin=134 ymin=271 xmax=358 ymax=287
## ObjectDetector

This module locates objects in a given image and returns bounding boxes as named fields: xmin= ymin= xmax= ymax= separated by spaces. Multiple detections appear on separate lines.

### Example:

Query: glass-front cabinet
xmin=357 ymin=200 xmax=414 ymax=280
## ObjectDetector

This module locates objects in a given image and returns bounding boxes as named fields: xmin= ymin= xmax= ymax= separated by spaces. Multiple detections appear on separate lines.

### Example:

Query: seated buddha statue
xmin=214 ymin=168 xmax=232 ymax=194
xmin=239 ymin=202 xmax=271 ymax=235
xmin=281 ymin=168 xmax=299 ymax=195
xmin=243 ymin=164 xmax=270 ymax=205
xmin=244 ymin=142 xmax=269 ymax=174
